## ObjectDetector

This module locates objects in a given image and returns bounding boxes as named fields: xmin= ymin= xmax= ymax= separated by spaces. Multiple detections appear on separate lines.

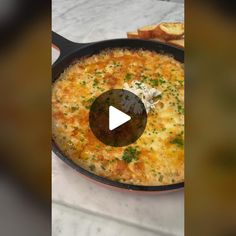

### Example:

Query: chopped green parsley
xmin=170 ymin=134 xmax=184 ymax=148
xmin=124 ymin=73 xmax=132 ymax=82
xmin=122 ymin=146 xmax=140 ymax=163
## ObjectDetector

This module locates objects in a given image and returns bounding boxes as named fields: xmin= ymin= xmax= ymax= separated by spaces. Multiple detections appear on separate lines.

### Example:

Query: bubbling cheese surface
xmin=52 ymin=48 xmax=184 ymax=186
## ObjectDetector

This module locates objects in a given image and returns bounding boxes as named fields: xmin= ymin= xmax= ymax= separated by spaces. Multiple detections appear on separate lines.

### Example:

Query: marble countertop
xmin=52 ymin=1 xmax=184 ymax=236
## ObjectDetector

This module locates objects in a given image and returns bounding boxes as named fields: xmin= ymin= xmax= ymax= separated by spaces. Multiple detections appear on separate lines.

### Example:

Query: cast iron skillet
xmin=52 ymin=31 xmax=184 ymax=192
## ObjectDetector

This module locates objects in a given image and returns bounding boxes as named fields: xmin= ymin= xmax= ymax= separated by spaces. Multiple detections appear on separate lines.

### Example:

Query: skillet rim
xmin=52 ymin=38 xmax=184 ymax=191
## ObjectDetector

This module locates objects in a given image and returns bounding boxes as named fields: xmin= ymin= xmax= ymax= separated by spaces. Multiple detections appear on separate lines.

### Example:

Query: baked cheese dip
xmin=52 ymin=48 xmax=184 ymax=186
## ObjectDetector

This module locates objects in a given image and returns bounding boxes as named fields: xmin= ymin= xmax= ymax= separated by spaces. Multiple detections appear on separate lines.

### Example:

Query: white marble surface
xmin=52 ymin=0 xmax=184 ymax=43
xmin=53 ymin=202 xmax=165 ymax=236
xmin=52 ymin=1 xmax=184 ymax=236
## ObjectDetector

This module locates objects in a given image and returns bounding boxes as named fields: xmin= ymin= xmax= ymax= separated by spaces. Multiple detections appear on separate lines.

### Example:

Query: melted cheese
xmin=52 ymin=48 xmax=184 ymax=186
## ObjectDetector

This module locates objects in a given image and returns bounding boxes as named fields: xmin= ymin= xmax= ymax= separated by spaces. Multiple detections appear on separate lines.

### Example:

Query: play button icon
xmin=89 ymin=89 xmax=147 ymax=147
xmin=109 ymin=106 xmax=131 ymax=131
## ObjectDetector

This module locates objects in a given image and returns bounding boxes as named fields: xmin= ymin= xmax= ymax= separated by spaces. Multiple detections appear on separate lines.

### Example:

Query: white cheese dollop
xmin=123 ymin=80 xmax=161 ymax=113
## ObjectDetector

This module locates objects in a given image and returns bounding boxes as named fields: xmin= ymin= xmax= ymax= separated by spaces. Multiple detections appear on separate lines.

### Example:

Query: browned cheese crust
xmin=52 ymin=48 xmax=184 ymax=186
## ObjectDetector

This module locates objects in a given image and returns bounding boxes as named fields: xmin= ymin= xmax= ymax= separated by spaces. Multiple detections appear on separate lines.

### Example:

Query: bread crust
xmin=127 ymin=32 xmax=139 ymax=39
xmin=168 ymin=39 xmax=184 ymax=48
xmin=153 ymin=22 xmax=184 ymax=40
xmin=137 ymin=25 xmax=157 ymax=39
xmin=151 ymin=37 xmax=166 ymax=43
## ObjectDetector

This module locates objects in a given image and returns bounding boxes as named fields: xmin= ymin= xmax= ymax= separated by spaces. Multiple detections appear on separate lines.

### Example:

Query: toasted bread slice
xmin=151 ymin=37 xmax=166 ymax=43
xmin=127 ymin=31 xmax=139 ymax=39
xmin=153 ymin=22 xmax=184 ymax=40
xmin=138 ymin=25 xmax=157 ymax=39
xmin=168 ymin=39 xmax=185 ymax=48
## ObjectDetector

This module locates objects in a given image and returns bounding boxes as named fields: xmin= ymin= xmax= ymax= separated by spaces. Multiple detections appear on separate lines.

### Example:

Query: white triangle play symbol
xmin=109 ymin=106 xmax=131 ymax=131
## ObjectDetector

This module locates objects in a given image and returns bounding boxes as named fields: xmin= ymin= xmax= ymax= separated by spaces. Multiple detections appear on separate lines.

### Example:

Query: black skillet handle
xmin=52 ymin=31 xmax=85 ymax=62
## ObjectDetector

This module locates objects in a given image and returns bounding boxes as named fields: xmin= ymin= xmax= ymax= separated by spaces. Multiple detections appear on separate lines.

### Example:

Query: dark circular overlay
xmin=89 ymin=89 xmax=147 ymax=147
